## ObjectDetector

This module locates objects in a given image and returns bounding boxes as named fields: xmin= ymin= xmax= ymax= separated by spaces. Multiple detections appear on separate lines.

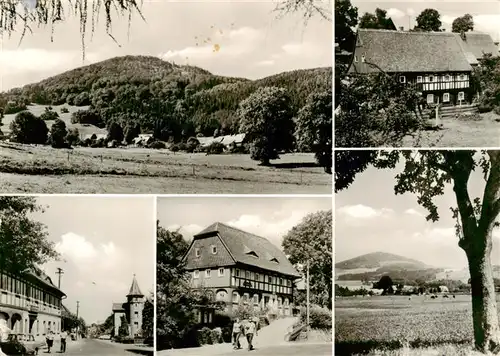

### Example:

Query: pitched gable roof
xmin=192 ymin=222 xmax=300 ymax=278
xmin=349 ymin=29 xmax=473 ymax=74
xmin=112 ymin=302 xmax=126 ymax=312
xmin=127 ymin=274 xmax=143 ymax=297
xmin=460 ymin=32 xmax=499 ymax=59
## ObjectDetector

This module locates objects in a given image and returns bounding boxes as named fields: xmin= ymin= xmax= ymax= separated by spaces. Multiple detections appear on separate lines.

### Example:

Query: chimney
xmin=399 ymin=26 xmax=404 ymax=31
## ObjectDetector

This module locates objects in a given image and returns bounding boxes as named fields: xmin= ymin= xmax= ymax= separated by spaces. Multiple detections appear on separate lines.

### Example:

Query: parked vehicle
xmin=0 ymin=334 xmax=45 ymax=355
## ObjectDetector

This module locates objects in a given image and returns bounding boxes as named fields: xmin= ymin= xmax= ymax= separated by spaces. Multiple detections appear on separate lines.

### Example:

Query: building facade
xmin=111 ymin=275 xmax=144 ymax=338
xmin=348 ymin=29 xmax=499 ymax=107
xmin=183 ymin=222 xmax=301 ymax=320
xmin=0 ymin=268 xmax=66 ymax=342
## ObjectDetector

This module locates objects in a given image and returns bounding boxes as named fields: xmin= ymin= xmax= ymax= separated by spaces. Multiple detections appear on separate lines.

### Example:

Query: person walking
xmin=60 ymin=330 xmax=68 ymax=353
xmin=232 ymin=318 xmax=242 ymax=349
xmin=46 ymin=331 xmax=54 ymax=353
xmin=244 ymin=318 xmax=257 ymax=351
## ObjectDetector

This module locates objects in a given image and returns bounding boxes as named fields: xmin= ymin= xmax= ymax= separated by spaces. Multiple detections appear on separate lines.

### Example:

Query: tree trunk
xmin=466 ymin=244 xmax=500 ymax=353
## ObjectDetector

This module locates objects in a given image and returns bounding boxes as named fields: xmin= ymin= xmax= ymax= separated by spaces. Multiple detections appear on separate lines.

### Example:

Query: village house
xmin=111 ymin=275 xmax=145 ymax=338
xmin=0 ymin=268 xmax=65 ymax=342
xmin=182 ymin=222 xmax=301 ymax=323
xmin=348 ymin=29 xmax=499 ymax=107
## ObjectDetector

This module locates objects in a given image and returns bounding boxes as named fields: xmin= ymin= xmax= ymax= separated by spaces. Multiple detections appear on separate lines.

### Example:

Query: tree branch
xmin=478 ymin=151 xmax=500 ymax=247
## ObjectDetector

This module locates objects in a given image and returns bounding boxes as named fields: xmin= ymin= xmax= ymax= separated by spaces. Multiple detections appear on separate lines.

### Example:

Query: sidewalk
xmin=41 ymin=338 xmax=85 ymax=353
xmin=93 ymin=338 xmax=154 ymax=353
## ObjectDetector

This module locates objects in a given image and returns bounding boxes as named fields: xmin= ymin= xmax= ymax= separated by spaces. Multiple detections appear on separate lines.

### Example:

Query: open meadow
xmin=0 ymin=142 xmax=331 ymax=193
xmin=335 ymin=294 xmax=500 ymax=355
xmin=402 ymin=112 xmax=500 ymax=147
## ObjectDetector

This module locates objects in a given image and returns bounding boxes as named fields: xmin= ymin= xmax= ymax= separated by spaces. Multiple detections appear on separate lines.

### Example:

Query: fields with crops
xmin=335 ymin=294 xmax=500 ymax=355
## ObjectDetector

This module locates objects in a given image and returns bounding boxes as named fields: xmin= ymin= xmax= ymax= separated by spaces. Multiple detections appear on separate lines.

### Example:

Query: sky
xmin=336 ymin=154 xmax=500 ymax=270
xmin=31 ymin=196 xmax=155 ymax=325
xmin=157 ymin=196 xmax=332 ymax=250
xmin=0 ymin=0 xmax=332 ymax=91
xmin=352 ymin=0 xmax=500 ymax=40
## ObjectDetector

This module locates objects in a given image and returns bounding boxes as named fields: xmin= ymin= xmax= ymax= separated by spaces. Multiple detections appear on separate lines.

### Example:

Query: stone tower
xmin=127 ymin=274 xmax=144 ymax=337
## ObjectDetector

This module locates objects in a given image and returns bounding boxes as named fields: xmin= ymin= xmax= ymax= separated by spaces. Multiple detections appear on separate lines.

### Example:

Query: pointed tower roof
xmin=127 ymin=274 xmax=144 ymax=297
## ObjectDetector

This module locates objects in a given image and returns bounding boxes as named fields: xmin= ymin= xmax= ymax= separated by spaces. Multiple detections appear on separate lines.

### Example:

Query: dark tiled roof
xmin=461 ymin=32 xmax=499 ymax=59
xmin=349 ymin=29 xmax=474 ymax=74
xmin=191 ymin=222 xmax=301 ymax=278
xmin=26 ymin=267 xmax=66 ymax=297
xmin=112 ymin=302 xmax=126 ymax=312
xmin=127 ymin=275 xmax=144 ymax=297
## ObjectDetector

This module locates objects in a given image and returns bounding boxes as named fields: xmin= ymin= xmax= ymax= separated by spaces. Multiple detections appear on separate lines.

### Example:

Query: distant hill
xmin=335 ymin=252 xmax=429 ymax=271
xmin=0 ymin=55 xmax=331 ymax=140
xmin=335 ymin=251 xmax=500 ymax=284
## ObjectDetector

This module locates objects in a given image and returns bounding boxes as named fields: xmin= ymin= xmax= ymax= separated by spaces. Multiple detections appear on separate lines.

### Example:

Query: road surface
xmin=159 ymin=343 xmax=332 ymax=356
xmin=44 ymin=338 xmax=153 ymax=355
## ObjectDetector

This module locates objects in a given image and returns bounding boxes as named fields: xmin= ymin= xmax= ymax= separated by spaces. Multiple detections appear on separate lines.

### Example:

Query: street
xmin=40 ymin=338 xmax=153 ymax=355
xmin=158 ymin=342 xmax=332 ymax=356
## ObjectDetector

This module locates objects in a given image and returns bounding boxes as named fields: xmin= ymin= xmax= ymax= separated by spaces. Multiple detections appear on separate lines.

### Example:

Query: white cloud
xmin=405 ymin=208 xmax=424 ymax=217
xmin=280 ymin=42 xmax=323 ymax=59
xmin=55 ymin=232 xmax=97 ymax=261
xmin=441 ymin=15 xmax=455 ymax=25
xmin=166 ymin=224 xmax=203 ymax=240
xmin=412 ymin=227 xmax=456 ymax=245
xmin=337 ymin=205 xmax=393 ymax=219
xmin=407 ymin=8 xmax=415 ymax=16
xmin=256 ymin=60 xmax=275 ymax=67
xmin=160 ymin=26 xmax=264 ymax=62
xmin=387 ymin=8 xmax=406 ymax=19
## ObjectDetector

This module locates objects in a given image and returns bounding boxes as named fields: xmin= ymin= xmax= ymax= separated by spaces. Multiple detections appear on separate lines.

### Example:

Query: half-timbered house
xmin=348 ymin=29 xmax=477 ymax=107
xmin=460 ymin=32 xmax=499 ymax=61
xmin=183 ymin=222 xmax=301 ymax=319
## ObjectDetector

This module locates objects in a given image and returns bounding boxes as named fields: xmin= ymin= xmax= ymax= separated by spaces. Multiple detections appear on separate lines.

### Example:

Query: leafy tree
xmin=415 ymin=9 xmax=442 ymax=32
xmin=452 ymin=14 xmax=474 ymax=33
xmin=107 ymin=122 xmax=124 ymax=143
xmin=335 ymin=150 xmax=500 ymax=353
xmin=73 ymin=92 xmax=91 ymax=106
xmin=359 ymin=8 xmax=397 ymax=30
xmin=238 ymin=87 xmax=294 ymax=165
xmin=118 ymin=316 xmax=129 ymax=337
xmin=373 ymin=276 xmax=394 ymax=294
xmin=335 ymin=73 xmax=426 ymax=147
xmin=275 ymin=0 xmax=331 ymax=23
xmin=295 ymin=90 xmax=332 ymax=173
xmin=50 ymin=119 xmax=68 ymax=148
xmin=142 ymin=294 xmax=154 ymax=339
xmin=0 ymin=197 xmax=59 ymax=273
xmin=124 ymin=123 xmax=141 ymax=144
xmin=70 ymin=109 xmax=105 ymax=128
xmin=40 ymin=107 xmax=59 ymax=121
xmin=335 ymin=0 xmax=358 ymax=52
xmin=65 ymin=128 xmax=81 ymax=146
xmin=9 ymin=111 xmax=49 ymax=144
xmin=282 ymin=210 xmax=332 ymax=309
xmin=0 ymin=0 xmax=144 ymax=61
xmin=3 ymin=102 xmax=27 ymax=115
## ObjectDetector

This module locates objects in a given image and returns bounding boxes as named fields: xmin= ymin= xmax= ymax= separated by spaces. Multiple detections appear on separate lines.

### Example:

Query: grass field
xmin=402 ymin=112 xmax=500 ymax=147
xmin=0 ymin=143 xmax=331 ymax=193
xmin=335 ymin=294 xmax=500 ymax=355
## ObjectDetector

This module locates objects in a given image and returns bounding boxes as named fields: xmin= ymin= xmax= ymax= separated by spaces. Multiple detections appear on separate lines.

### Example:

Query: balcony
xmin=29 ymin=305 xmax=39 ymax=312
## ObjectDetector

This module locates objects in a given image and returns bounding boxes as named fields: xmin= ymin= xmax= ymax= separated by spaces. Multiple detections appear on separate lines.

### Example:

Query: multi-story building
xmin=183 ymin=222 xmax=301 ymax=320
xmin=111 ymin=275 xmax=144 ymax=338
xmin=348 ymin=29 xmax=499 ymax=107
xmin=0 ymin=267 xmax=66 ymax=341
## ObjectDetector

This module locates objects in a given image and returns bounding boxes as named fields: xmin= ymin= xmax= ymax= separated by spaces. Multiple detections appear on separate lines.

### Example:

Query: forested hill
xmin=0 ymin=55 xmax=331 ymax=138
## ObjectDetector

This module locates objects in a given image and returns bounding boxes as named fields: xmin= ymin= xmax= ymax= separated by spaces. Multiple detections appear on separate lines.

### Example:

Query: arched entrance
xmin=10 ymin=313 xmax=22 ymax=334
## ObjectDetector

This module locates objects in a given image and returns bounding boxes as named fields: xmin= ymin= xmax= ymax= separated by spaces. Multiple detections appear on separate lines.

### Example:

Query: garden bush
xmin=211 ymin=328 xmax=222 ymax=344
xmin=206 ymin=141 xmax=226 ymax=154
xmin=170 ymin=143 xmax=180 ymax=152
xmin=301 ymin=306 xmax=332 ymax=330
xmin=3 ymin=101 xmax=27 ymax=115
xmin=61 ymin=107 xmax=70 ymax=113
xmin=148 ymin=141 xmax=166 ymax=149
xmin=197 ymin=327 xmax=213 ymax=345
xmin=493 ymin=105 xmax=500 ymax=116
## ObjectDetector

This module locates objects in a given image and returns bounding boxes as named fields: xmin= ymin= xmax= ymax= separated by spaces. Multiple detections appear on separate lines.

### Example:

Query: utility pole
xmin=306 ymin=259 xmax=310 ymax=338
xmin=56 ymin=268 xmax=64 ymax=289
xmin=76 ymin=301 xmax=80 ymax=340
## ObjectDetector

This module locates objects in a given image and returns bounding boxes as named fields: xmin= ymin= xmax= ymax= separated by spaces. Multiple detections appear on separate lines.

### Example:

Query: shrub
xmin=9 ymin=111 xmax=48 ymax=144
xmin=478 ymin=104 xmax=493 ymax=113
xmin=65 ymin=128 xmax=80 ymax=146
xmin=210 ymin=328 xmax=222 ymax=344
xmin=40 ymin=107 xmax=60 ymax=121
xmin=177 ymin=142 xmax=187 ymax=151
xmin=70 ymin=109 xmax=105 ymax=128
xmin=50 ymin=119 xmax=69 ymax=148
xmin=300 ymin=306 xmax=332 ymax=330
xmin=148 ymin=141 xmax=166 ymax=149
xmin=170 ymin=143 xmax=180 ymax=152
xmin=493 ymin=106 xmax=500 ymax=116
xmin=74 ymin=92 xmax=91 ymax=106
xmin=206 ymin=141 xmax=226 ymax=154
xmin=3 ymin=101 xmax=27 ymax=115
xmin=60 ymin=107 xmax=70 ymax=113
xmin=221 ymin=326 xmax=232 ymax=343
xmin=197 ymin=327 xmax=212 ymax=345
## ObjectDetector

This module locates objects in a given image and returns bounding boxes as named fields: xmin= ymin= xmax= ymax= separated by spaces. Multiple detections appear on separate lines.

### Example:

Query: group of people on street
xmin=45 ymin=330 xmax=68 ymax=353
xmin=232 ymin=317 xmax=258 ymax=351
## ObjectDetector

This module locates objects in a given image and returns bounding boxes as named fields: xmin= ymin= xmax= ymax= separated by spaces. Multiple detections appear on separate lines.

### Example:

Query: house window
xmin=444 ymin=75 xmax=450 ymax=82
xmin=211 ymin=245 xmax=217 ymax=254
xmin=255 ymin=273 xmax=259 ymax=281
xmin=427 ymin=94 xmax=434 ymax=104
xmin=195 ymin=248 xmax=200 ymax=257
xmin=417 ymin=76 xmax=423 ymax=83
xmin=399 ymin=75 xmax=406 ymax=83
xmin=458 ymin=91 xmax=465 ymax=101
xmin=443 ymin=93 xmax=450 ymax=102
xmin=232 ymin=292 xmax=239 ymax=303
xmin=354 ymin=56 xmax=358 ymax=63
xmin=459 ymin=74 xmax=465 ymax=80
xmin=194 ymin=270 xmax=200 ymax=279
xmin=429 ymin=75 xmax=434 ymax=82
xmin=361 ymin=55 xmax=365 ymax=63
xmin=218 ymin=268 xmax=224 ymax=277
xmin=205 ymin=269 xmax=211 ymax=278
xmin=253 ymin=294 xmax=259 ymax=304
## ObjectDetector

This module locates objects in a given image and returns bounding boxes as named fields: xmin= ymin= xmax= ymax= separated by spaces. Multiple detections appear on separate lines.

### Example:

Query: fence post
xmin=192 ymin=166 xmax=195 ymax=176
